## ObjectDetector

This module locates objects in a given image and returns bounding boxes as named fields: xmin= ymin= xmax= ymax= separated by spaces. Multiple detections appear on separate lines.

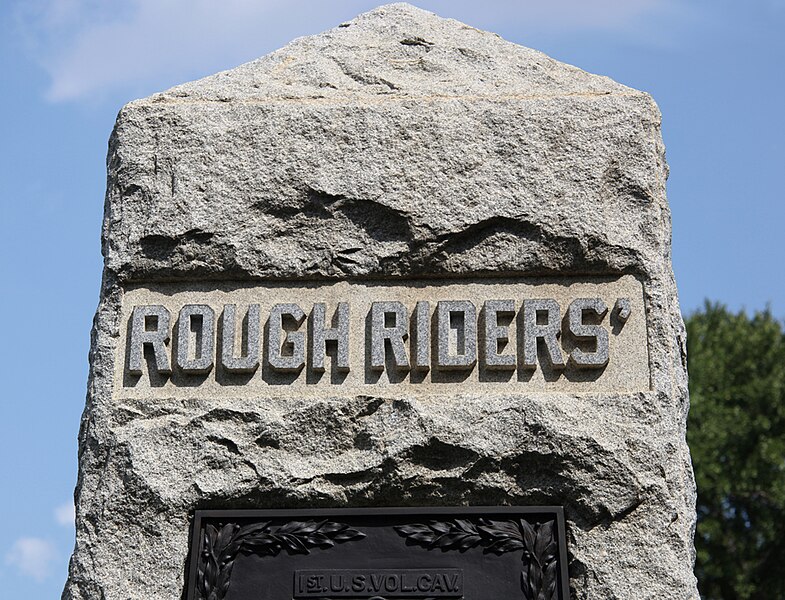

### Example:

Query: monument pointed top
xmin=141 ymin=3 xmax=637 ymax=105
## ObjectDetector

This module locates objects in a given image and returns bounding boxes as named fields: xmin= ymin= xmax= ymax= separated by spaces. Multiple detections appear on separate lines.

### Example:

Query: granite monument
xmin=64 ymin=4 xmax=698 ymax=599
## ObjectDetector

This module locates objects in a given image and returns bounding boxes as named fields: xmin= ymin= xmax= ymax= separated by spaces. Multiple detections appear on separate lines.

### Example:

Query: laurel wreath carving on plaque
xmin=197 ymin=520 xmax=366 ymax=600
xmin=394 ymin=518 xmax=559 ymax=600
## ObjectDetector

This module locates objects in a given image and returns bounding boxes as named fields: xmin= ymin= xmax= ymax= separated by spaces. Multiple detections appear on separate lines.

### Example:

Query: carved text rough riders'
xmin=128 ymin=297 xmax=631 ymax=379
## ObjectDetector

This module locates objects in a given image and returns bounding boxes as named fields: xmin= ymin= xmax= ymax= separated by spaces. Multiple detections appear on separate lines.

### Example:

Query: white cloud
xmin=5 ymin=537 xmax=57 ymax=582
xmin=450 ymin=0 xmax=677 ymax=29
xmin=15 ymin=0 xmax=683 ymax=102
xmin=54 ymin=501 xmax=75 ymax=527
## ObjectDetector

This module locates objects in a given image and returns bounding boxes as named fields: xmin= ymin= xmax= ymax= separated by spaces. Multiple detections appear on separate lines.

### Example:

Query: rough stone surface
xmin=64 ymin=4 xmax=698 ymax=599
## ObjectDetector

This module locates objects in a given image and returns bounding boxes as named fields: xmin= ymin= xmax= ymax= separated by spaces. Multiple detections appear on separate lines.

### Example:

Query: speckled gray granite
xmin=64 ymin=4 xmax=698 ymax=599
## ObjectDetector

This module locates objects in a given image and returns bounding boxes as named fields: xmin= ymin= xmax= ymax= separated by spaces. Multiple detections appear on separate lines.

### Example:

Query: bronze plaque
xmin=186 ymin=507 xmax=569 ymax=600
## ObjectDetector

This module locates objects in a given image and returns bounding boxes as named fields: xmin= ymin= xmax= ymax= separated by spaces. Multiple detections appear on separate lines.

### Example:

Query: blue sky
xmin=1 ymin=0 xmax=783 ymax=597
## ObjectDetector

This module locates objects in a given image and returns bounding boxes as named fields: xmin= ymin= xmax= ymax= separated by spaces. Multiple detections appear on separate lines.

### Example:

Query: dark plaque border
xmin=185 ymin=506 xmax=570 ymax=600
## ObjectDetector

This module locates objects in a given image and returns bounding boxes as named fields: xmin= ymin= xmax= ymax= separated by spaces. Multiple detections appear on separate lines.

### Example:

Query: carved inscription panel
xmin=117 ymin=276 xmax=649 ymax=398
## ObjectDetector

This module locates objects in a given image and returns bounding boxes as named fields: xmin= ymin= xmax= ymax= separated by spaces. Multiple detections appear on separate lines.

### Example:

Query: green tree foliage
xmin=687 ymin=302 xmax=785 ymax=599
